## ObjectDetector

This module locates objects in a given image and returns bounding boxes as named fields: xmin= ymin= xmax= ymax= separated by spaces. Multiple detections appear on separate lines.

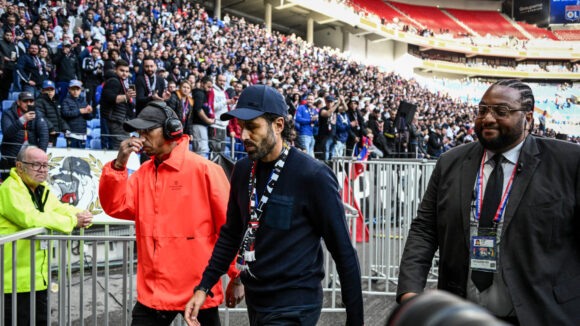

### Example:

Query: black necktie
xmin=472 ymin=154 xmax=504 ymax=292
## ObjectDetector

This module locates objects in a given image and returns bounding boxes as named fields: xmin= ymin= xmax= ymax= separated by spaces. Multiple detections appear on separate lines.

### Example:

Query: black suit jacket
xmin=397 ymin=136 xmax=580 ymax=326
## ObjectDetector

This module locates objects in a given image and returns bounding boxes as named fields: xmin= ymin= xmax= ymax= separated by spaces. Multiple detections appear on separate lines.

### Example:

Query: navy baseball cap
xmin=220 ymin=85 xmax=287 ymax=121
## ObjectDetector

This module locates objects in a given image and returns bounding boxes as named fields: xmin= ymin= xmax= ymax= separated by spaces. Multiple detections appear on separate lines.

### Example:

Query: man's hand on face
xmin=115 ymin=137 xmax=143 ymax=169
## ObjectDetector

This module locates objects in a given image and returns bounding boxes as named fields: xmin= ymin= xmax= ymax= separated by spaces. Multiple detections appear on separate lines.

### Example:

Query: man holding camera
xmin=0 ymin=91 xmax=48 ymax=180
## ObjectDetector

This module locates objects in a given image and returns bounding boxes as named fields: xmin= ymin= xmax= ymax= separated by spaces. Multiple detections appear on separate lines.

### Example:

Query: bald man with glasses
xmin=0 ymin=146 xmax=92 ymax=326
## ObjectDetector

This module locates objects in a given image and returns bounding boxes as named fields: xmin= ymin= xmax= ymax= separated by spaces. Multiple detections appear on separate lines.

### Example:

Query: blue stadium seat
xmin=8 ymin=92 xmax=20 ymax=101
xmin=91 ymin=128 xmax=101 ymax=139
xmin=2 ymin=100 xmax=14 ymax=112
xmin=56 ymin=136 xmax=67 ymax=148
xmin=88 ymin=119 xmax=100 ymax=129
xmin=90 ymin=138 xmax=102 ymax=149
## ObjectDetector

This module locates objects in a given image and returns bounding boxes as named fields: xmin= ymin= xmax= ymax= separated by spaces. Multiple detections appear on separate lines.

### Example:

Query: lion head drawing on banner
xmin=47 ymin=153 xmax=103 ymax=215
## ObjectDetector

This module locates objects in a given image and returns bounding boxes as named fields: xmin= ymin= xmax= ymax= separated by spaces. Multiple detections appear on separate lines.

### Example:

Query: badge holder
xmin=469 ymin=224 xmax=499 ymax=273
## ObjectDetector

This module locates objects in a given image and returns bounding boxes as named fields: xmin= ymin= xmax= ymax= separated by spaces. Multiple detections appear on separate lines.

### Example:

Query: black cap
xmin=18 ymin=92 xmax=34 ymax=101
xmin=220 ymin=85 xmax=287 ymax=121
xmin=123 ymin=102 xmax=167 ymax=132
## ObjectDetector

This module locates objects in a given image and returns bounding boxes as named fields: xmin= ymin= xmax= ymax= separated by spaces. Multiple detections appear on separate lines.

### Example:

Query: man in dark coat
xmin=100 ymin=59 xmax=136 ymax=149
xmin=0 ymin=91 xmax=48 ymax=180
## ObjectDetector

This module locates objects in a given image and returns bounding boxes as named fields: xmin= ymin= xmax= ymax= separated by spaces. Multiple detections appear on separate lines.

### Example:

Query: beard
xmin=475 ymin=120 xmax=524 ymax=152
xmin=245 ymin=125 xmax=277 ymax=161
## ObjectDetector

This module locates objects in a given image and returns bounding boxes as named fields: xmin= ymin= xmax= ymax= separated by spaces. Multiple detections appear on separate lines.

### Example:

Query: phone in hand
xmin=129 ymin=84 xmax=136 ymax=92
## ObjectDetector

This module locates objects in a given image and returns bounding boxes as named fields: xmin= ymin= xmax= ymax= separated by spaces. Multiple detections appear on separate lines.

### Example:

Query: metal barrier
xmin=331 ymin=157 xmax=439 ymax=296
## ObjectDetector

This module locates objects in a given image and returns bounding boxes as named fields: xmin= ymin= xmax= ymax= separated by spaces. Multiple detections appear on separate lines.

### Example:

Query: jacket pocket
xmin=264 ymin=194 xmax=294 ymax=230
xmin=553 ymin=274 xmax=580 ymax=303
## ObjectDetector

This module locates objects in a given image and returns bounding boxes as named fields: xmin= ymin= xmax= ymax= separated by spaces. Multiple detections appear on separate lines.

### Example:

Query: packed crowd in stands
xmin=0 ymin=0 xmax=577 ymax=181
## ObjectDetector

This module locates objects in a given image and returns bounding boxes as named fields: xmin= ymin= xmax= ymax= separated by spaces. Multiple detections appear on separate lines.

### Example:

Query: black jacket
xmin=0 ymin=103 xmax=48 ymax=158
xmin=166 ymin=92 xmax=194 ymax=135
xmin=191 ymin=88 xmax=211 ymax=126
xmin=62 ymin=94 xmax=93 ymax=134
xmin=100 ymin=77 xmax=132 ymax=122
xmin=0 ymin=39 xmax=17 ymax=71
xmin=397 ymin=136 xmax=580 ymax=326
xmin=135 ymin=73 xmax=165 ymax=114
xmin=53 ymin=50 xmax=80 ymax=82
xmin=35 ymin=93 xmax=69 ymax=133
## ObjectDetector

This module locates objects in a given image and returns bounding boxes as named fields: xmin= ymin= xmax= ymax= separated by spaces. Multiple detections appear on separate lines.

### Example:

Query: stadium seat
xmin=88 ymin=119 xmax=100 ymax=129
xmin=56 ymin=136 xmax=67 ymax=148
xmin=90 ymin=138 xmax=102 ymax=149
xmin=8 ymin=92 xmax=20 ymax=101
xmin=91 ymin=128 xmax=101 ymax=139
xmin=2 ymin=100 xmax=14 ymax=112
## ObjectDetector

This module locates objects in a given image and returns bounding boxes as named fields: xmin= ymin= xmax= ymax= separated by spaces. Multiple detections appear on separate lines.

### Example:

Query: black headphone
xmin=147 ymin=101 xmax=183 ymax=140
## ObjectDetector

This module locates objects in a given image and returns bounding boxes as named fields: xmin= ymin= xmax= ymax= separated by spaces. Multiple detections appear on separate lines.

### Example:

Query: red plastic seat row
xmin=517 ymin=22 xmax=559 ymax=40
xmin=444 ymin=8 xmax=527 ymax=39
xmin=389 ymin=1 xmax=470 ymax=36
xmin=553 ymin=30 xmax=580 ymax=41
xmin=350 ymin=0 xmax=419 ymax=29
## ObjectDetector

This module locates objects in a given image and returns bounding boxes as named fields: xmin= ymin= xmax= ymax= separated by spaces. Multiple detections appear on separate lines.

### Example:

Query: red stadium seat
xmin=350 ymin=0 xmax=419 ymax=29
xmin=446 ymin=8 xmax=527 ymax=39
xmin=553 ymin=30 xmax=580 ymax=41
xmin=389 ymin=1 xmax=470 ymax=36
xmin=517 ymin=22 xmax=559 ymax=40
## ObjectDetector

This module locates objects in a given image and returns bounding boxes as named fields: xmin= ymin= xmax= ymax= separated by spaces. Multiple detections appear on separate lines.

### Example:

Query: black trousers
xmin=4 ymin=290 xmax=48 ymax=326
xmin=105 ymin=119 xmax=129 ymax=150
xmin=131 ymin=301 xmax=221 ymax=326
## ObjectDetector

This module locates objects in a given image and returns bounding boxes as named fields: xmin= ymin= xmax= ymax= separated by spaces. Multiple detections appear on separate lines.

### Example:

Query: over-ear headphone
xmin=147 ymin=101 xmax=183 ymax=140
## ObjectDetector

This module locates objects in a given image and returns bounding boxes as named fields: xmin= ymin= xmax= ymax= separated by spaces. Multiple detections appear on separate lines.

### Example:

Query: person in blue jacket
xmin=61 ymin=80 xmax=94 ymax=148
xmin=335 ymin=101 xmax=355 ymax=158
xmin=294 ymin=93 xmax=318 ymax=157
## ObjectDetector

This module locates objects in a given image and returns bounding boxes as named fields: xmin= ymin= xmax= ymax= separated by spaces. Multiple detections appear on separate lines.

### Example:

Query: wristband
xmin=194 ymin=285 xmax=214 ymax=298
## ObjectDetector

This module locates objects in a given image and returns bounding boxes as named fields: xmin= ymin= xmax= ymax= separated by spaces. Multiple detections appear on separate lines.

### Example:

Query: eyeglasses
xmin=476 ymin=104 xmax=527 ymax=119
xmin=21 ymin=161 xmax=49 ymax=171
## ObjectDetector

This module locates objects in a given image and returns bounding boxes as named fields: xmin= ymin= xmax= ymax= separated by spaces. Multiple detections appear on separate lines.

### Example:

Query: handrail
xmin=0 ymin=227 xmax=46 ymax=245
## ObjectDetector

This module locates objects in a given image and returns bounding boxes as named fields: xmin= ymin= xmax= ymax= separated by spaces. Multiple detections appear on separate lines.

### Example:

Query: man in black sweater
xmin=184 ymin=85 xmax=364 ymax=326
xmin=100 ymin=59 xmax=136 ymax=149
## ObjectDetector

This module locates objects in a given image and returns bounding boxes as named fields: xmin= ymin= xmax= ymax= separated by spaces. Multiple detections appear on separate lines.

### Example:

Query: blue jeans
xmin=66 ymin=138 xmax=86 ymax=149
xmin=297 ymin=134 xmax=314 ymax=157
xmin=247 ymin=304 xmax=321 ymax=326
xmin=333 ymin=141 xmax=346 ymax=158
xmin=325 ymin=137 xmax=336 ymax=161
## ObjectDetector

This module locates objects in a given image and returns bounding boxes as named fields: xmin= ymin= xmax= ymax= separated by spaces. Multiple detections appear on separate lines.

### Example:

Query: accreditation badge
xmin=469 ymin=225 xmax=498 ymax=272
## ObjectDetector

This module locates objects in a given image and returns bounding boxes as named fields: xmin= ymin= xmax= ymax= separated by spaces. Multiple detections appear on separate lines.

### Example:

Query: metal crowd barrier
xmin=330 ymin=157 xmax=439 ymax=296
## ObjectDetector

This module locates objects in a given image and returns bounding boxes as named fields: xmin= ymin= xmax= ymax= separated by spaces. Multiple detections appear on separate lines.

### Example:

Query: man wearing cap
xmin=185 ymin=85 xmax=364 ymax=326
xmin=54 ymin=41 xmax=81 ymax=103
xmin=99 ymin=102 xmax=242 ymax=326
xmin=1 ymin=92 xmax=48 ymax=180
xmin=35 ymin=80 xmax=69 ymax=145
xmin=62 ymin=80 xmax=94 ymax=148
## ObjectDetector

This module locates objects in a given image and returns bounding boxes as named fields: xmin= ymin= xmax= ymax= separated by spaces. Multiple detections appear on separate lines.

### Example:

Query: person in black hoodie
xmin=35 ymin=80 xmax=69 ymax=145
xmin=185 ymin=85 xmax=364 ymax=326
xmin=135 ymin=57 xmax=169 ymax=114
xmin=0 ymin=92 xmax=48 ymax=180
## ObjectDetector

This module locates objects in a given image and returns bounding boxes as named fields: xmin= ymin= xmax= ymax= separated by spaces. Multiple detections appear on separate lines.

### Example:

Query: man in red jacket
xmin=99 ymin=101 xmax=242 ymax=326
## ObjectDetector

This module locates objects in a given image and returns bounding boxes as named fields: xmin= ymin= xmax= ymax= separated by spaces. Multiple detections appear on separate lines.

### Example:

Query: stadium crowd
xmin=0 ymin=0 xmax=577 ymax=179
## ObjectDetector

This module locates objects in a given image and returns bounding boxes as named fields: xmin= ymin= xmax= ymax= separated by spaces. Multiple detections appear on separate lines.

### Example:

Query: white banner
xmin=46 ymin=148 xmax=141 ymax=223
